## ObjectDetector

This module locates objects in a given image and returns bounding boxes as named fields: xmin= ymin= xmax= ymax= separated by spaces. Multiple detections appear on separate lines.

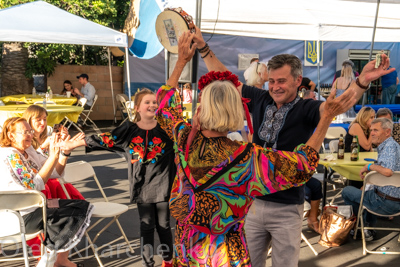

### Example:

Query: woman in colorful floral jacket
xmin=153 ymin=31 xmax=359 ymax=266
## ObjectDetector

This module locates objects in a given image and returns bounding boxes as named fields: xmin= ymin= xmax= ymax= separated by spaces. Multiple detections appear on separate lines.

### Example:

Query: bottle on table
xmin=350 ymin=135 xmax=359 ymax=161
xmin=337 ymin=134 xmax=345 ymax=159
xmin=47 ymin=86 xmax=53 ymax=99
xmin=32 ymin=87 xmax=36 ymax=97
xmin=42 ymin=96 xmax=47 ymax=109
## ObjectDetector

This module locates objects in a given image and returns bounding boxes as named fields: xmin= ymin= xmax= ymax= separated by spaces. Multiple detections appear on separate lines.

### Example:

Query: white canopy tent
xmin=162 ymin=0 xmax=400 ymax=106
xmin=166 ymin=0 xmax=400 ymax=42
xmin=0 ymin=0 xmax=131 ymax=121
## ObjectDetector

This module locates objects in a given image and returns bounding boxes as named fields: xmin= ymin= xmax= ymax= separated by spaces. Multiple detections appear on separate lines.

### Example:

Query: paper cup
xmin=66 ymin=91 xmax=71 ymax=98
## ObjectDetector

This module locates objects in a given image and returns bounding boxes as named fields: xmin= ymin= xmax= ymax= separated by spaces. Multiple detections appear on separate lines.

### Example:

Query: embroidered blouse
xmin=155 ymin=86 xmax=319 ymax=266
xmin=0 ymin=146 xmax=49 ymax=215
xmin=84 ymin=121 xmax=176 ymax=203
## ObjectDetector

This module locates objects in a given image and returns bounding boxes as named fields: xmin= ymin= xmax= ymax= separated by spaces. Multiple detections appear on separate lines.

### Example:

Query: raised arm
xmin=192 ymin=26 xmax=244 ymax=95
xmin=166 ymin=31 xmax=196 ymax=88
xmin=319 ymin=53 xmax=395 ymax=116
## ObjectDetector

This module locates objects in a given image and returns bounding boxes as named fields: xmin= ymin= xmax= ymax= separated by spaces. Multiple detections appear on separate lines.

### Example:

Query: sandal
xmin=307 ymin=220 xmax=320 ymax=234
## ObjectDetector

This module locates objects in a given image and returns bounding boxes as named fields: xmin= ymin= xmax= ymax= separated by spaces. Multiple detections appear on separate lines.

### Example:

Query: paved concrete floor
xmin=1 ymin=121 xmax=400 ymax=266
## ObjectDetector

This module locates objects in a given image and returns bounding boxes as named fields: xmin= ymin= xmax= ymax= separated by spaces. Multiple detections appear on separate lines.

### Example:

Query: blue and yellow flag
xmin=304 ymin=41 xmax=323 ymax=66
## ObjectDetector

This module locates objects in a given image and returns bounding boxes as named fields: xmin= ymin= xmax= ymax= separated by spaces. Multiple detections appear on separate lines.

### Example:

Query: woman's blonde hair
xmin=22 ymin=105 xmax=48 ymax=149
xmin=340 ymin=64 xmax=355 ymax=85
xmin=0 ymin=117 xmax=27 ymax=147
xmin=132 ymin=88 xmax=155 ymax=123
xmin=246 ymin=62 xmax=267 ymax=87
xmin=350 ymin=106 xmax=375 ymax=137
xmin=198 ymin=80 xmax=244 ymax=132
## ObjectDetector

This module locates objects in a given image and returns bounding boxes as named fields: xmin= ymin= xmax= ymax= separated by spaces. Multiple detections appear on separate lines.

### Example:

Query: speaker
xmin=167 ymin=51 xmax=198 ymax=83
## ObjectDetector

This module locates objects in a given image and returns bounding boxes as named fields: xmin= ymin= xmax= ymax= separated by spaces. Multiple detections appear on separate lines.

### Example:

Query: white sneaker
xmin=364 ymin=229 xmax=374 ymax=241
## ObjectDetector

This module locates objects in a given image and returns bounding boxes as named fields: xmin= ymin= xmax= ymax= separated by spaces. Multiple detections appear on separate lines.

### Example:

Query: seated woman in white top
xmin=0 ymin=117 xmax=93 ymax=267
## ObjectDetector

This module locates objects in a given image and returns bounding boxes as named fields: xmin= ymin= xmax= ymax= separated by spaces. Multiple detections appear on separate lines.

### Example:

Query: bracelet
xmin=355 ymin=77 xmax=370 ymax=90
xmin=201 ymin=49 xmax=211 ymax=59
xmin=367 ymin=163 xmax=373 ymax=171
xmin=60 ymin=150 xmax=71 ymax=157
xmin=197 ymin=43 xmax=209 ymax=53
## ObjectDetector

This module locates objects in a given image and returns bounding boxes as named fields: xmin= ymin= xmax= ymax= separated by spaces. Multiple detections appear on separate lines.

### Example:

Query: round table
xmin=0 ymin=94 xmax=77 ymax=106
xmin=0 ymin=104 xmax=83 ymax=127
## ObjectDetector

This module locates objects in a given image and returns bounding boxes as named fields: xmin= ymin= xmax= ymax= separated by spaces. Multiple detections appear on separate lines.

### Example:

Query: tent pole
xmin=83 ymin=45 xmax=85 ymax=65
xmin=192 ymin=0 xmax=202 ymax=116
xmin=125 ymin=47 xmax=132 ymax=107
xmin=317 ymin=39 xmax=320 ymax=101
xmin=108 ymin=47 xmax=117 ymax=124
xmin=362 ymin=0 xmax=380 ymax=106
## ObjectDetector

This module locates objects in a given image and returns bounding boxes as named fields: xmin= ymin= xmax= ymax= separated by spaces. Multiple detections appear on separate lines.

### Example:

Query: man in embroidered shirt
xmin=342 ymin=118 xmax=400 ymax=240
xmin=74 ymin=73 xmax=96 ymax=110
xmin=192 ymin=25 xmax=395 ymax=267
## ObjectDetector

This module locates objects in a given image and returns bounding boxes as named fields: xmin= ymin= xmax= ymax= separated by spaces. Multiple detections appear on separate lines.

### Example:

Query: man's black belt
xmin=374 ymin=188 xmax=400 ymax=202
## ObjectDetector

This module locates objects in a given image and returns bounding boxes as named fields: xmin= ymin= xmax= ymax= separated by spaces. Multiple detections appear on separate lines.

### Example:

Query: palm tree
xmin=1 ymin=43 xmax=33 ymax=96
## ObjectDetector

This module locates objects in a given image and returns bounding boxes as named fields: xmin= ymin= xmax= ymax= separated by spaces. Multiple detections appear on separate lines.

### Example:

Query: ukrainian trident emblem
xmin=304 ymin=41 xmax=323 ymax=66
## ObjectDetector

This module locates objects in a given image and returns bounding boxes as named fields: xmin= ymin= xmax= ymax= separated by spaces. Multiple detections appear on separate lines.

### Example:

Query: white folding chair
xmin=323 ymin=127 xmax=348 ymax=205
xmin=0 ymin=190 xmax=46 ymax=266
xmin=63 ymin=97 xmax=87 ymax=133
xmin=327 ymin=139 xmax=348 ymax=205
xmin=60 ymin=161 xmax=134 ymax=266
xmin=80 ymin=94 xmax=100 ymax=132
xmin=323 ymin=126 xmax=347 ymax=153
xmin=302 ymin=202 xmax=319 ymax=256
xmin=116 ymin=94 xmax=129 ymax=124
xmin=354 ymin=171 xmax=400 ymax=255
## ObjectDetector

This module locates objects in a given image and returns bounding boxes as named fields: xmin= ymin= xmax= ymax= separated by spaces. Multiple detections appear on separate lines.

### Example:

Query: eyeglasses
xmin=14 ymin=129 xmax=35 ymax=136
xmin=183 ymin=85 xmax=191 ymax=89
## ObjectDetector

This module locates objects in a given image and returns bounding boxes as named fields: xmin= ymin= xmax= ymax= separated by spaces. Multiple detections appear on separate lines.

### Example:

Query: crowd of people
xmin=1 ymin=26 xmax=398 ymax=267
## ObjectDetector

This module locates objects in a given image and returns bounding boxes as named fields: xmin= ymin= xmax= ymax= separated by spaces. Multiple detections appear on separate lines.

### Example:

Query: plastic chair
xmin=323 ymin=126 xmax=347 ymax=153
xmin=80 ymin=94 xmax=100 ymax=132
xmin=302 ymin=202 xmax=319 ymax=256
xmin=116 ymin=94 xmax=129 ymax=123
xmin=354 ymin=171 xmax=400 ymax=255
xmin=327 ymin=139 xmax=348 ymax=205
xmin=63 ymin=97 xmax=87 ymax=133
xmin=118 ymin=97 xmax=134 ymax=126
xmin=59 ymin=161 xmax=134 ymax=266
xmin=0 ymin=190 xmax=46 ymax=266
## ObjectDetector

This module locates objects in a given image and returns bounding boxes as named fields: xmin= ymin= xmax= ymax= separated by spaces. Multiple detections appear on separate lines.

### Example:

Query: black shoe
xmin=350 ymin=229 xmax=375 ymax=241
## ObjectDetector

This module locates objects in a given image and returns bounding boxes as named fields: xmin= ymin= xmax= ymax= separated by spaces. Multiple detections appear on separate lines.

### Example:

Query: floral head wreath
xmin=198 ymin=71 xmax=241 ymax=91
xmin=182 ymin=71 xmax=254 ymax=161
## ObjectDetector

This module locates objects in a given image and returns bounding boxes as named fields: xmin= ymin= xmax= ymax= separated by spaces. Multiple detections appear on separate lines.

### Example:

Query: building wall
xmin=47 ymin=65 xmax=123 ymax=121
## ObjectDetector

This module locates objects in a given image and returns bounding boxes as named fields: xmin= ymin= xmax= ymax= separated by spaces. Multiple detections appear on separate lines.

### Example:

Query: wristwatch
xmin=356 ymin=77 xmax=370 ymax=90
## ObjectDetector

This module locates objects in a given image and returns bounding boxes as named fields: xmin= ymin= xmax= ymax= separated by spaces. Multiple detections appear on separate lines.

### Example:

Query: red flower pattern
xmin=152 ymin=137 xmax=162 ymax=144
xmin=153 ymin=146 xmax=162 ymax=153
xmin=129 ymin=135 xmax=166 ymax=164
xmin=132 ymin=136 xmax=144 ymax=143
xmin=147 ymin=151 xmax=157 ymax=160
xmin=133 ymin=146 xmax=143 ymax=153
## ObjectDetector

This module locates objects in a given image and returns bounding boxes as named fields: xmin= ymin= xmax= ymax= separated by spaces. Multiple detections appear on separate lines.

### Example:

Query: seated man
xmin=74 ymin=73 xmax=96 ymax=110
xmin=342 ymin=118 xmax=400 ymax=241
xmin=376 ymin=107 xmax=393 ymax=120
xmin=376 ymin=107 xmax=400 ymax=145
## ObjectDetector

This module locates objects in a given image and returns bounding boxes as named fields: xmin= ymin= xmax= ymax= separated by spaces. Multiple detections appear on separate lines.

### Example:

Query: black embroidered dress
xmin=85 ymin=121 xmax=176 ymax=203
